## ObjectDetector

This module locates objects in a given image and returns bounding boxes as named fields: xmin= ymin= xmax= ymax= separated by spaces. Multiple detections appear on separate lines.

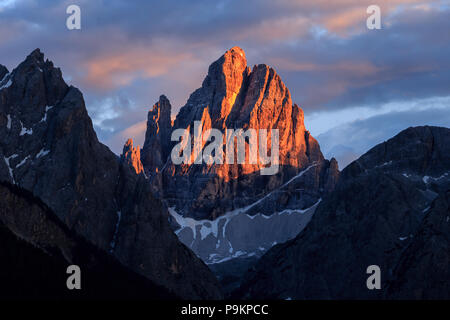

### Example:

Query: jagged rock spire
xmin=141 ymin=95 xmax=172 ymax=176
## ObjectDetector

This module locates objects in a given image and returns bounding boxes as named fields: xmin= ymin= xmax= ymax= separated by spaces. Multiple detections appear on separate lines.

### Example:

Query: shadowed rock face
xmin=0 ymin=181 xmax=178 ymax=300
xmin=236 ymin=126 xmax=450 ymax=300
xmin=141 ymin=95 xmax=172 ymax=177
xmin=0 ymin=65 xmax=8 ymax=82
xmin=140 ymin=47 xmax=339 ymax=220
xmin=385 ymin=190 xmax=450 ymax=299
xmin=0 ymin=49 xmax=222 ymax=299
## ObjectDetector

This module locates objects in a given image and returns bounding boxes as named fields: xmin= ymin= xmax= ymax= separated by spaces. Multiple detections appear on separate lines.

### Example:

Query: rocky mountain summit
xmin=236 ymin=126 xmax=450 ymax=299
xmin=135 ymin=47 xmax=339 ymax=273
xmin=0 ymin=49 xmax=222 ymax=299
xmin=140 ymin=47 xmax=339 ymax=221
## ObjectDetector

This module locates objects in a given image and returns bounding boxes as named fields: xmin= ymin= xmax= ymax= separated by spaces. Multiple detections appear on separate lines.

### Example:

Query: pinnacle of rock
xmin=121 ymin=138 xmax=144 ymax=175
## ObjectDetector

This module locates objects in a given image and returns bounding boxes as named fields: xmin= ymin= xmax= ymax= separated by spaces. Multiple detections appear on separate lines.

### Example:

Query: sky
xmin=1 ymin=0 xmax=449 ymax=168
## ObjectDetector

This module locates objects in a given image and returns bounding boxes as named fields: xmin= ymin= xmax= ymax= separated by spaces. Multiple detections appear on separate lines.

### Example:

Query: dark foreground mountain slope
xmin=0 ymin=181 xmax=177 ymax=300
xmin=236 ymin=126 xmax=450 ymax=299
xmin=385 ymin=190 xmax=450 ymax=299
xmin=0 ymin=49 xmax=221 ymax=299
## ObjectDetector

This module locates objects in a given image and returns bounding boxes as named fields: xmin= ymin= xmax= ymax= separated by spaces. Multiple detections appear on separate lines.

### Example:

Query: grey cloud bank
xmin=318 ymin=106 xmax=450 ymax=169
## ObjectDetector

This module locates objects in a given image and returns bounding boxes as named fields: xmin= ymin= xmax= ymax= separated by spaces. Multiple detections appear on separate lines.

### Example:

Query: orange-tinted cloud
xmin=232 ymin=16 xmax=310 ymax=43
xmin=106 ymin=120 xmax=147 ymax=154
xmin=271 ymin=58 xmax=380 ymax=77
xmin=322 ymin=6 xmax=367 ymax=33
xmin=325 ymin=0 xmax=429 ymax=34
xmin=83 ymin=46 xmax=193 ymax=90
xmin=277 ymin=0 xmax=431 ymax=35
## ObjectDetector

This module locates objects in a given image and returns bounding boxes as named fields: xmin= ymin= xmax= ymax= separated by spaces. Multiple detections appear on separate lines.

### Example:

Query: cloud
xmin=324 ymin=145 xmax=359 ymax=170
xmin=229 ymin=15 xmax=310 ymax=43
xmin=266 ymin=5 xmax=450 ymax=112
xmin=83 ymin=44 xmax=193 ymax=90
xmin=106 ymin=120 xmax=147 ymax=155
xmin=322 ymin=6 xmax=367 ymax=34
xmin=271 ymin=0 xmax=428 ymax=35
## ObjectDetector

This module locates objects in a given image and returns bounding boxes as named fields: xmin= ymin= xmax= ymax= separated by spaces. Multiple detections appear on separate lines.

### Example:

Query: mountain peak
xmin=344 ymin=125 xmax=450 ymax=179
xmin=158 ymin=94 xmax=170 ymax=105
xmin=144 ymin=48 xmax=338 ymax=220
xmin=24 ymin=48 xmax=45 ymax=66
xmin=151 ymin=94 xmax=171 ymax=115
xmin=225 ymin=46 xmax=246 ymax=60
xmin=0 ymin=48 xmax=68 ymax=120
xmin=206 ymin=46 xmax=249 ymax=88
xmin=28 ymin=48 xmax=43 ymax=57
xmin=121 ymin=138 xmax=144 ymax=175
xmin=13 ymin=48 xmax=61 ymax=79
xmin=141 ymin=95 xmax=173 ymax=176
xmin=124 ymin=138 xmax=135 ymax=149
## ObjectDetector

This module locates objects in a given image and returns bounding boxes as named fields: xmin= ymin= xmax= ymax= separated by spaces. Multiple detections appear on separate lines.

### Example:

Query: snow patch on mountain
xmin=169 ymin=164 xmax=323 ymax=264
xmin=19 ymin=121 xmax=33 ymax=136
xmin=36 ymin=148 xmax=50 ymax=158
xmin=40 ymin=105 xmax=53 ymax=122
xmin=16 ymin=156 xmax=30 ymax=168
xmin=0 ymin=73 xmax=11 ymax=90
xmin=169 ymin=195 xmax=321 ymax=264
xmin=3 ymin=154 xmax=18 ymax=184
xmin=6 ymin=115 xmax=11 ymax=130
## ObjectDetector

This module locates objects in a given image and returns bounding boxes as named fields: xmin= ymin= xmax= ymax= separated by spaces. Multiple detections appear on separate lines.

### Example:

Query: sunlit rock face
xmin=0 ymin=49 xmax=222 ymax=300
xmin=141 ymin=47 xmax=339 ymax=220
xmin=121 ymin=138 xmax=144 ymax=175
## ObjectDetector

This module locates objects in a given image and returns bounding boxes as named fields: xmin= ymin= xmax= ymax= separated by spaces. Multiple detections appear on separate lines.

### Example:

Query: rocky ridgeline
xmin=0 ymin=49 xmax=222 ymax=299
xmin=139 ymin=47 xmax=339 ymax=221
